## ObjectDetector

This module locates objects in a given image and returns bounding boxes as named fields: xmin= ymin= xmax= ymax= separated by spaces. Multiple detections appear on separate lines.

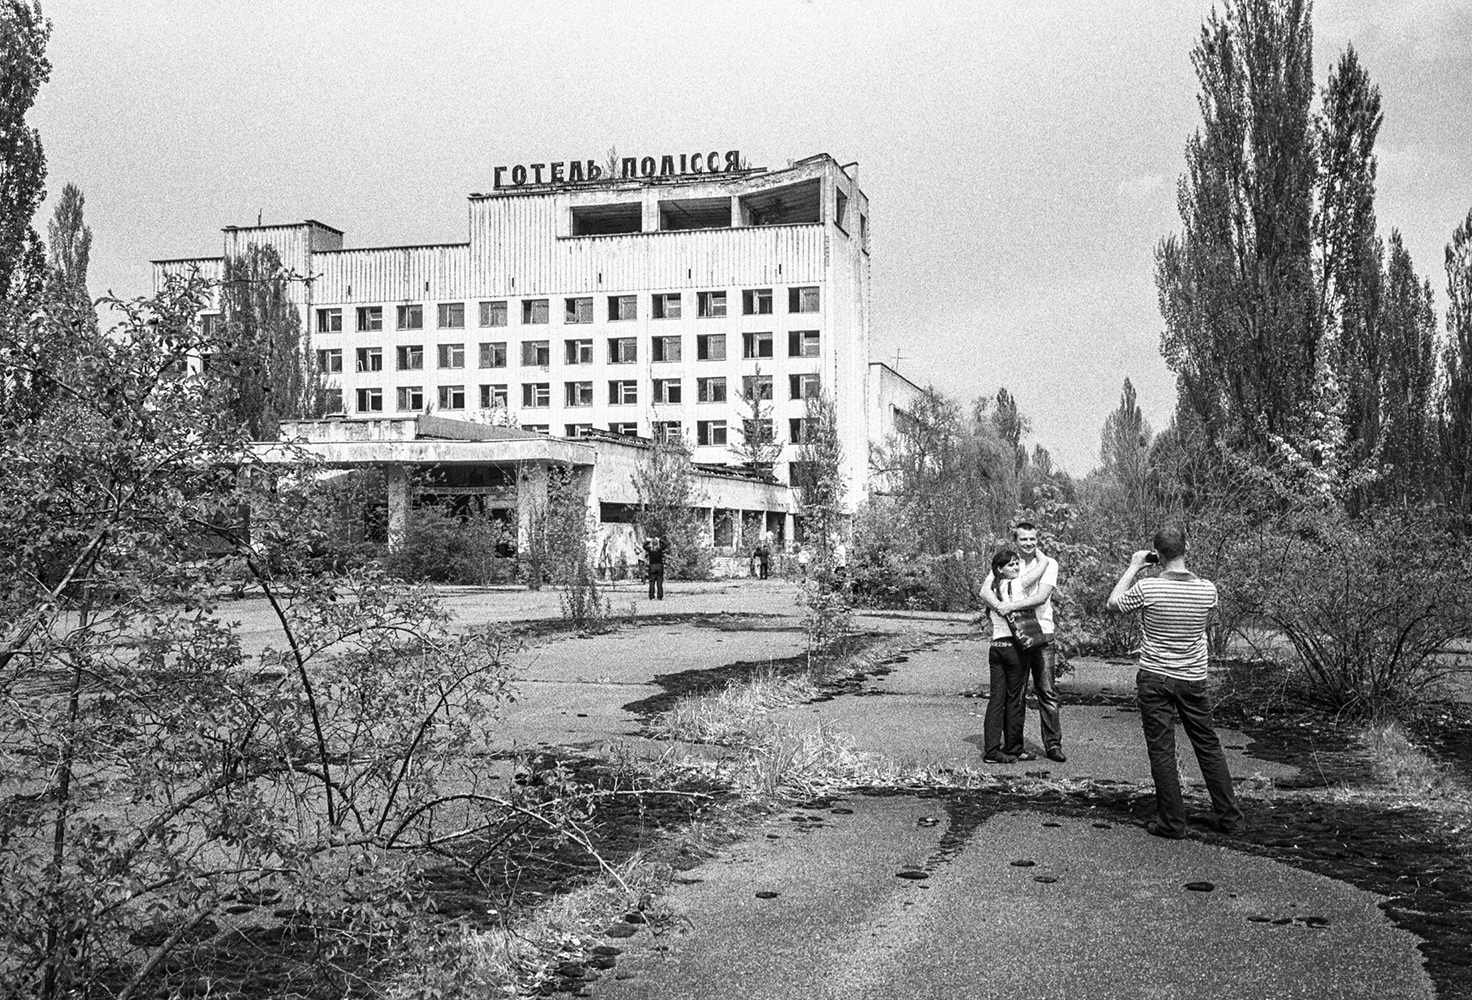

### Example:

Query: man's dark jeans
xmin=984 ymin=642 xmax=1030 ymax=755
xmin=1135 ymin=669 xmax=1244 ymax=836
xmin=648 ymin=567 xmax=664 ymax=600
xmin=1031 ymin=643 xmax=1063 ymax=751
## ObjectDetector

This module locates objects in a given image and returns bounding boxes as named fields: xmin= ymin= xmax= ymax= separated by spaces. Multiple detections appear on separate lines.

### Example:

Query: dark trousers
xmin=1136 ymin=670 xmax=1244 ymax=836
xmin=984 ymin=642 xmax=1033 ymax=755
xmin=758 ymin=553 xmax=770 ymax=579
xmin=648 ymin=566 xmax=664 ymax=600
xmin=1030 ymin=644 xmax=1063 ymax=751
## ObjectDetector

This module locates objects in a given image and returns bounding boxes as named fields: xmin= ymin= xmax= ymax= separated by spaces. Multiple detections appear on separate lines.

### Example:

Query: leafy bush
xmin=1255 ymin=510 xmax=1472 ymax=716
xmin=385 ymin=503 xmax=512 ymax=585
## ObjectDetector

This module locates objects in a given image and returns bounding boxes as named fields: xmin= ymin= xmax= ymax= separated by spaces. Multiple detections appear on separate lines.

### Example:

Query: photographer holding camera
xmin=1107 ymin=525 xmax=1244 ymax=839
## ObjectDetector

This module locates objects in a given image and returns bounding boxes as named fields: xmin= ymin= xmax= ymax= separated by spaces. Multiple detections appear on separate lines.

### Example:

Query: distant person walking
xmin=642 ymin=533 xmax=666 ymax=601
xmin=981 ymin=522 xmax=1066 ymax=763
xmin=756 ymin=530 xmax=772 ymax=580
xmin=1107 ymin=524 xmax=1244 ymax=839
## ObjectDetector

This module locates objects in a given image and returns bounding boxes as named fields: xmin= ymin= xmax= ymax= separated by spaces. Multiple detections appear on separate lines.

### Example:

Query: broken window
xmin=653 ymin=336 xmax=682 ymax=362
xmin=565 ymin=339 xmax=593 ymax=364
xmin=697 ymin=333 xmax=726 ymax=361
xmin=396 ymin=345 xmax=424 ymax=371
xmin=608 ymin=337 xmax=637 ymax=364
xmin=437 ymin=343 xmax=465 ymax=369
xmin=698 ymin=291 xmax=727 ymax=318
xmin=652 ymin=293 xmax=682 ymax=320
xmin=521 ymin=341 xmax=550 ymax=367
xmin=742 ymin=331 xmax=773 ymax=359
xmin=697 ymin=377 xmax=727 ymax=403
xmin=697 ymin=420 xmax=728 ymax=447
xmin=316 ymin=308 xmax=342 ymax=333
xmin=742 ymin=289 xmax=773 ymax=315
xmin=522 ymin=299 xmax=549 ymax=325
xmin=479 ymin=300 xmax=508 ymax=327
xmin=479 ymin=341 xmax=507 ymax=368
xmin=437 ymin=302 xmax=465 ymax=329
xmin=356 ymin=387 xmax=383 ymax=412
xmin=788 ymin=287 xmax=820 ymax=313
xmin=788 ymin=330 xmax=820 ymax=358
xmin=565 ymin=297 xmax=593 ymax=324
xmin=522 ymin=383 xmax=551 ymax=408
xmin=608 ymin=295 xmax=637 ymax=321
xmin=396 ymin=304 xmax=423 ymax=330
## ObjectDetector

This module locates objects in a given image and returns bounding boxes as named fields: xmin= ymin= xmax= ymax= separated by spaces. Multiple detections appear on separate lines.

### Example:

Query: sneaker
xmin=982 ymin=751 xmax=1017 ymax=764
xmin=1144 ymin=820 xmax=1187 ymax=840
xmin=1013 ymin=750 xmax=1036 ymax=761
xmin=1045 ymin=747 xmax=1068 ymax=763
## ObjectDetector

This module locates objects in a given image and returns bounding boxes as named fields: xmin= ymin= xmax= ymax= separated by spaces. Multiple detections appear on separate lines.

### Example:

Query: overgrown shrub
xmin=1254 ymin=509 xmax=1472 ymax=716
xmin=385 ymin=502 xmax=512 ymax=585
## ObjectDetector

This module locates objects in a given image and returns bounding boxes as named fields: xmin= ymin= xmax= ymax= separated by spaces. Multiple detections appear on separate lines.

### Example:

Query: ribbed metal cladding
xmin=152 ymin=258 xmax=222 ymax=294
xmin=224 ymin=225 xmax=310 ymax=274
xmin=468 ymin=194 xmax=824 ymax=296
xmin=313 ymin=244 xmax=472 ymax=303
xmin=469 ymin=196 xmax=559 ymax=292
xmin=555 ymin=225 xmax=826 ymax=293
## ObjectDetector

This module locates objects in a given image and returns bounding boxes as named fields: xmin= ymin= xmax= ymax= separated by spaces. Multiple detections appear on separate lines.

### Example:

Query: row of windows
xmin=340 ymin=390 xmax=812 ymax=449
xmin=314 ymin=287 xmax=820 ymax=334
xmin=348 ymin=373 xmax=819 ymax=412
xmin=315 ymin=330 xmax=821 ymax=374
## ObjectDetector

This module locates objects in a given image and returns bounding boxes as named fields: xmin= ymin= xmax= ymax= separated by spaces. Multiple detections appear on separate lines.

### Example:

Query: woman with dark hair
xmin=980 ymin=547 xmax=1044 ymax=763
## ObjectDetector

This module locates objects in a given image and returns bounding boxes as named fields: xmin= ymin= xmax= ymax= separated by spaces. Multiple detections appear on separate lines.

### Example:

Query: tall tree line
xmin=1156 ymin=0 xmax=1462 ymax=512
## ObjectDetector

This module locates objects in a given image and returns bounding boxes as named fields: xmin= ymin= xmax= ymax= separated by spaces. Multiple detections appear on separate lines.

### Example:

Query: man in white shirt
xmin=980 ymin=521 xmax=1066 ymax=762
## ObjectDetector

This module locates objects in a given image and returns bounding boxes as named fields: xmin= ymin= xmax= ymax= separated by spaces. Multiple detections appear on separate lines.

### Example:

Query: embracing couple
xmin=977 ymin=521 xmax=1066 ymax=765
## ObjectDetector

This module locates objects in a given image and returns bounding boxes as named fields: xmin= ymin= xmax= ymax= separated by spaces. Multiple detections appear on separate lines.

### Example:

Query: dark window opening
xmin=571 ymin=202 xmax=643 ymax=236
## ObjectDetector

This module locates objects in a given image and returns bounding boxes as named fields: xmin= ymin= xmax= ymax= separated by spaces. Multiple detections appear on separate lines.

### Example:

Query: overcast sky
xmin=27 ymin=1 xmax=1472 ymax=473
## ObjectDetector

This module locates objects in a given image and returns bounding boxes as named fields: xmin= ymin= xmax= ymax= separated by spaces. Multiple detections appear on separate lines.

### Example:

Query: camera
xmin=1143 ymin=551 xmax=1159 ymax=564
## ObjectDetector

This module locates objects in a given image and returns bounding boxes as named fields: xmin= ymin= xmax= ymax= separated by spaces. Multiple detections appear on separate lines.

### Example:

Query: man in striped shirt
xmin=1107 ymin=525 xmax=1244 ymax=839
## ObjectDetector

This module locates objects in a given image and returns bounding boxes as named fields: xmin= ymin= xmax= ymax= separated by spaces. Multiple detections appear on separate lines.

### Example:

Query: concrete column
xmin=516 ymin=462 xmax=549 ymax=588
xmin=783 ymin=511 xmax=796 ymax=548
xmin=516 ymin=461 xmax=549 ymax=551
xmin=386 ymin=465 xmax=411 ymax=552
xmin=706 ymin=506 xmax=716 ymax=545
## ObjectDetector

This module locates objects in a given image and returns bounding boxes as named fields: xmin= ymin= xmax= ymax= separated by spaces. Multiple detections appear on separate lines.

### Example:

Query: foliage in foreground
xmin=0 ymin=276 xmax=605 ymax=998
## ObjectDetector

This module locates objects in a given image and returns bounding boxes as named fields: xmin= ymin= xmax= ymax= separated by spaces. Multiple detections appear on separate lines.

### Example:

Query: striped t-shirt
xmin=1115 ymin=571 xmax=1218 ymax=681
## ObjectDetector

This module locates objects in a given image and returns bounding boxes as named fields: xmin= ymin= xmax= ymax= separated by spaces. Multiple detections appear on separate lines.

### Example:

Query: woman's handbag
xmin=1004 ymin=608 xmax=1049 ymax=650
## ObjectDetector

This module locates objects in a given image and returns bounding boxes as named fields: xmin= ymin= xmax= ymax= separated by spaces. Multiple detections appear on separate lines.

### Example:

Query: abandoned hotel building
xmin=153 ymin=151 xmax=921 ymax=568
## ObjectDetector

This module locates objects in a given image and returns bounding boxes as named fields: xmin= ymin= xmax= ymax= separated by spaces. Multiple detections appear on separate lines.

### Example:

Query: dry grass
xmin=379 ymin=853 xmax=668 ymax=998
xmin=1361 ymin=722 xmax=1469 ymax=808
xmin=653 ymin=665 xmax=820 ymax=747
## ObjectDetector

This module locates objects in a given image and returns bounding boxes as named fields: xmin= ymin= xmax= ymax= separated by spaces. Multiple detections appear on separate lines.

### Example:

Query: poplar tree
xmin=1441 ymin=210 xmax=1472 ymax=514
xmin=45 ymin=182 xmax=92 ymax=322
xmin=0 ymin=0 xmax=50 ymax=299
xmin=1156 ymin=0 xmax=1319 ymax=451
xmin=212 ymin=244 xmax=325 ymax=439
xmin=1316 ymin=46 xmax=1385 ymax=472
xmin=1375 ymin=233 xmax=1437 ymax=503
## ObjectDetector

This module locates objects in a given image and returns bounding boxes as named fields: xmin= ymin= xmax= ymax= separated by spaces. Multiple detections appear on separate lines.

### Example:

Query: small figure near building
xmin=642 ymin=533 xmax=666 ymax=601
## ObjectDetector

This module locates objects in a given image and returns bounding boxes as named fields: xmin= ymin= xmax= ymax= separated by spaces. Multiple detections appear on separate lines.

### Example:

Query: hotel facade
xmin=154 ymin=152 xmax=919 ymax=557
